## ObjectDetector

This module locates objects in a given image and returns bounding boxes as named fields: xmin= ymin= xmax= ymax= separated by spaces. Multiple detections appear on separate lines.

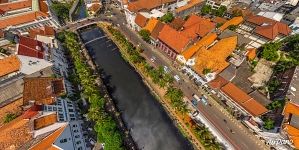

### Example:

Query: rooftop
xmin=0 ymin=11 xmax=48 ymax=30
xmin=127 ymin=0 xmax=175 ymax=13
xmin=135 ymin=13 xmax=148 ymax=28
xmin=18 ymin=36 xmax=45 ymax=59
xmin=181 ymin=15 xmax=215 ymax=39
xmin=175 ymin=0 xmax=203 ymax=13
xmin=218 ymin=29 xmax=250 ymax=46
xmin=0 ymin=55 xmax=21 ymax=77
xmin=169 ymin=17 xmax=185 ymax=30
xmin=286 ymin=66 xmax=299 ymax=104
xmin=17 ymin=55 xmax=53 ymax=75
xmin=208 ymin=75 xmax=229 ymax=89
xmin=29 ymin=26 xmax=55 ymax=38
xmin=143 ymin=17 xmax=159 ymax=33
xmin=221 ymin=82 xmax=268 ymax=116
xmin=158 ymin=25 xmax=190 ymax=53
xmin=193 ymin=36 xmax=237 ymax=75
xmin=219 ymin=16 xmax=243 ymax=31
xmin=23 ymin=77 xmax=65 ymax=105
xmin=0 ymin=0 xmax=32 ymax=12
xmin=34 ymin=113 xmax=57 ymax=130
xmin=284 ymin=124 xmax=299 ymax=149
xmin=150 ymin=20 xmax=165 ymax=40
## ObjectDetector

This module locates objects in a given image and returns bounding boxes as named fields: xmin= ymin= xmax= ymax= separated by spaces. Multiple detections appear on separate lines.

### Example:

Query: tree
xmin=266 ymin=100 xmax=285 ymax=110
xmin=232 ymin=9 xmax=243 ymax=17
xmin=138 ymin=29 xmax=151 ymax=43
xmin=159 ymin=12 xmax=174 ymax=23
xmin=261 ymin=42 xmax=281 ymax=61
xmin=213 ymin=6 xmax=227 ymax=17
xmin=267 ymin=78 xmax=281 ymax=94
xmin=216 ymin=23 xmax=223 ymax=28
xmin=3 ymin=113 xmax=17 ymax=123
xmin=203 ymin=68 xmax=211 ymax=75
xmin=51 ymin=1 xmax=71 ymax=21
xmin=263 ymin=118 xmax=275 ymax=130
xmin=228 ymin=25 xmax=237 ymax=31
xmin=201 ymin=5 xmax=212 ymax=15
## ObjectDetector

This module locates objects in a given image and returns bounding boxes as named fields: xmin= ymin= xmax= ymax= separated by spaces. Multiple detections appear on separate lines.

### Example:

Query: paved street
xmin=104 ymin=6 xmax=269 ymax=150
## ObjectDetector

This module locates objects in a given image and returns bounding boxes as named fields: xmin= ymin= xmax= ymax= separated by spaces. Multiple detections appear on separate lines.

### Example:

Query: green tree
xmin=203 ymin=68 xmax=212 ymax=75
xmin=159 ymin=12 xmax=174 ymax=23
xmin=51 ymin=1 xmax=71 ymax=21
xmin=201 ymin=5 xmax=212 ymax=15
xmin=263 ymin=118 xmax=275 ymax=130
xmin=3 ymin=113 xmax=17 ymax=123
xmin=216 ymin=23 xmax=223 ymax=28
xmin=266 ymin=100 xmax=285 ymax=110
xmin=228 ymin=25 xmax=237 ymax=31
xmin=267 ymin=78 xmax=281 ymax=94
xmin=232 ymin=9 xmax=243 ymax=17
xmin=261 ymin=42 xmax=281 ymax=61
xmin=138 ymin=29 xmax=151 ymax=43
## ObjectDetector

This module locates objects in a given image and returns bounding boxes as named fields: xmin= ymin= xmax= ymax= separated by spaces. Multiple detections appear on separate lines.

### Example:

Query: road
xmin=104 ymin=6 xmax=268 ymax=150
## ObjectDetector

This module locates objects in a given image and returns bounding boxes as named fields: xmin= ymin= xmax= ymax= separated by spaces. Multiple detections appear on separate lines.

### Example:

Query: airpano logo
xmin=266 ymin=139 xmax=293 ymax=146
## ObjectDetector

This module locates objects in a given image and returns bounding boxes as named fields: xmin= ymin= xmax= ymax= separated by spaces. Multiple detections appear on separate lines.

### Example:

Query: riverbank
xmin=99 ymin=22 xmax=207 ymax=150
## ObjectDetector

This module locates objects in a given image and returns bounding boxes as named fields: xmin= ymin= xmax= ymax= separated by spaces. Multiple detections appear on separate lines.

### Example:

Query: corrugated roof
xmin=219 ymin=16 xmax=243 ymax=31
xmin=0 ymin=55 xmax=21 ymax=77
xmin=193 ymin=36 xmax=237 ymax=75
xmin=158 ymin=25 xmax=190 ymax=53
xmin=143 ymin=18 xmax=159 ymax=33
xmin=135 ymin=13 xmax=148 ymax=28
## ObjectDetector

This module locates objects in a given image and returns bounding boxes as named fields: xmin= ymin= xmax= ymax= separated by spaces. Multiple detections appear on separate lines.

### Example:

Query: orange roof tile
xmin=0 ymin=11 xmax=49 ymax=29
xmin=135 ymin=13 xmax=148 ymax=28
xmin=169 ymin=17 xmax=185 ymax=30
xmin=29 ymin=26 xmax=55 ymax=38
xmin=143 ymin=18 xmax=159 ymax=33
xmin=181 ymin=33 xmax=217 ymax=60
xmin=182 ymin=15 xmax=215 ymax=39
xmin=208 ymin=76 xmax=228 ymax=89
xmin=23 ymin=77 xmax=65 ymax=105
xmin=246 ymin=48 xmax=256 ymax=60
xmin=212 ymin=17 xmax=227 ymax=24
xmin=284 ymin=124 xmax=299 ymax=149
xmin=283 ymin=102 xmax=299 ymax=116
xmin=30 ymin=125 xmax=67 ymax=150
xmin=175 ymin=0 xmax=203 ymax=13
xmin=0 ymin=55 xmax=21 ymax=77
xmin=150 ymin=20 xmax=165 ymax=40
xmin=221 ymin=82 xmax=268 ymax=116
xmin=34 ymin=113 xmax=57 ymax=130
xmin=158 ymin=25 xmax=190 ymax=53
xmin=219 ymin=16 xmax=243 ymax=31
xmin=0 ymin=98 xmax=23 ymax=127
xmin=0 ymin=0 xmax=32 ymax=12
xmin=39 ymin=0 xmax=49 ymax=14
xmin=193 ymin=36 xmax=237 ymax=75
xmin=128 ymin=0 xmax=175 ymax=12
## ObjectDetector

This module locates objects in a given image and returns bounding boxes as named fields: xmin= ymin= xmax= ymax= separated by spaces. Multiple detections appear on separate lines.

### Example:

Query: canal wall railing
xmin=74 ymin=29 xmax=138 ymax=150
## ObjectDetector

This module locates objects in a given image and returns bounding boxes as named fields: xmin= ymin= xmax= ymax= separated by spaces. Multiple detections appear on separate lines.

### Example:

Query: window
xmin=76 ymin=141 xmax=81 ymax=145
xmin=69 ymin=109 xmax=74 ymax=112
xmin=60 ymin=139 xmax=67 ymax=143
xmin=74 ymin=129 xmax=78 ymax=133
xmin=70 ymin=114 xmax=75 ymax=117
xmin=73 ymin=124 xmax=77 ymax=127
xmin=77 ymin=147 xmax=82 ymax=150
xmin=75 ymin=135 xmax=80 ymax=138
xmin=71 ymin=118 xmax=76 ymax=121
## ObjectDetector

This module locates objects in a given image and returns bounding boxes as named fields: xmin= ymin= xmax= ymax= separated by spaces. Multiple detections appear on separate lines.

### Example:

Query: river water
xmin=79 ymin=27 xmax=193 ymax=150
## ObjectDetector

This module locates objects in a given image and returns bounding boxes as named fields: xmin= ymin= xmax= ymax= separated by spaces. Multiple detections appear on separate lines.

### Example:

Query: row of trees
xmin=59 ymin=31 xmax=123 ymax=150
xmin=193 ymin=125 xmax=222 ymax=150
xmin=51 ymin=1 xmax=71 ymax=21
xmin=201 ymin=5 xmax=227 ymax=17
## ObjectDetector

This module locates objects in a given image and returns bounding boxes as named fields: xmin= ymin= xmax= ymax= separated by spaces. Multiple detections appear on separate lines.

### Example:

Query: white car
xmin=150 ymin=56 xmax=156 ymax=62
xmin=174 ymin=75 xmax=180 ymax=82
xmin=164 ymin=66 xmax=169 ymax=73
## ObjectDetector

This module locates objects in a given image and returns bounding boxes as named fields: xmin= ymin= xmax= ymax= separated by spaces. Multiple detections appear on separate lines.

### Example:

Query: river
xmin=79 ymin=27 xmax=193 ymax=150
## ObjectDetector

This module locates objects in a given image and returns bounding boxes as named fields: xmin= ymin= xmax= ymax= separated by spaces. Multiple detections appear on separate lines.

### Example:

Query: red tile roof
xmin=23 ymin=77 xmax=65 ymax=105
xmin=39 ymin=0 xmax=49 ymax=14
xmin=135 ymin=13 xmax=148 ymax=28
xmin=221 ymin=82 xmax=268 ymax=116
xmin=158 ymin=25 xmax=190 ymax=53
xmin=169 ymin=17 xmax=185 ymax=30
xmin=247 ymin=15 xmax=291 ymax=40
xmin=18 ymin=36 xmax=45 ymax=59
xmin=29 ymin=26 xmax=55 ymax=38
xmin=0 ymin=0 xmax=32 ymax=12
xmin=151 ymin=20 xmax=165 ymax=40
xmin=209 ymin=76 xmax=228 ymax=89
xmin=128 ymin=0 xmax=175 ymax=12
xmin=34 ymin=113 xmax=57 ymax=130
xmin=0 ymin=55 xmax=21 ymax=77
xmin=182 ymin=15 xmax=215 ymax=38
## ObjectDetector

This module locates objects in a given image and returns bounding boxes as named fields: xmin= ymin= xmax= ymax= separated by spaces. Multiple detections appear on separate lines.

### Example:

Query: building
xmin=0 ymin=55 xmax=21 ymax=82
xmin=282 ymin=102 xmax=299 ymax=149
xmin=134 ymin=13 xmax=149 ymax=31
xmin=28 ymin=26 xmax=57 ymax=48
xmin=175 ymin=0 xmax=203 ymax=17
xmin=17 ymin=36 xmax=49 ymax=60
xmin=148 ymin=20 xmax=165 ymax=46
xmin=206 ymin=0 xmax=232 ymax=10
xmin=158 ymin=24 xmax=191 ymax=59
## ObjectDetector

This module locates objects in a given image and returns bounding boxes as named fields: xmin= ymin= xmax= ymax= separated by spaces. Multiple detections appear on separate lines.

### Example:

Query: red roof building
xmin=29 ymin=26 xmax=55 ymax=39
xmin=17 ymin=36 xmax=45 ymax=59
xmin=135 ymin=13 xmax=148 ymax=28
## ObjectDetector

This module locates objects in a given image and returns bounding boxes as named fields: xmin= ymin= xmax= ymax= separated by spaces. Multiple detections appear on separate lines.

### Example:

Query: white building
xmin=206 ymin=0 xmax=232 ymax=9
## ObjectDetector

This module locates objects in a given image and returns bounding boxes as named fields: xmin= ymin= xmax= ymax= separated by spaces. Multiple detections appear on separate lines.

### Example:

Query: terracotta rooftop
xmin=181 ymin=15 xmax=215 ymax=39
xmin=0 ymin=55 xmax=21 ymax=77
xmin=150 ymin=20 xmax=165 ymax=40
xmin=29 ymin=26 xmax=55 ymax=38
xmin=247 ymin=15 xmax=291 ymax=40
xmin=283 ymin=102 xmax=299 ymax=117
xmin=18 ymin=36 xmax=45 ymax=59
xmin=181 ymin=33 xmax=217 ymax=60
xmin=128 ymin=0 xmax=175 ymax=12
xmin=135 ymin=13 xmax=148 ymax=28
xmin=169 ymin=17 xmax=185 ymax=30
xmin=0 ymin=97 xmax=23 ymax=126
xmin=0 ymin=11 xmax=49 ymax=29
xmin=143 ymin=17 xmax=159 ymax=33
xmin=219 ymin=16 xmax=243 ymax=31
xmin=158 ymin=25 xmax=190 ymax=53
xmin=284 ymin=124 xmax=299 ymax=149
xmin=175 ymin=0 xmax=203 ymax=13
xmin=208 ymin=76 xmax=229 ymax=89
xmin=246 ymin=48 xmax=256 ymax=60
xmin=23 ymin=77 xmax=65 ymax=105
xmin=0 ymin=0 xmax=32 ymax=12
xmin=212 ymin=17 xmax=227 ymax=24
xmin=34 ymin=113 xmax=57 ymax=130
xmin=88 ymin=3 xmax=101 ymax=12
xmin=193 ymin=36 xmax=237 ymax=75
xmin=30 ymin=124 xmax=66 ymax=150
xmin=39 ymin=0 xmax=49 ymax=14
xmin=221 ymin=82 xmax=268 ymax=116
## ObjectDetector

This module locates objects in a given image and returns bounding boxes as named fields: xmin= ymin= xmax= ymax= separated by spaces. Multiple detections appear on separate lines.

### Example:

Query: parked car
xmin=151 ymin=56 xmax=156 ymax=62
xmin=192 ymin=110 xmax=199 ymax=117
xmin=89 ymin=138 xmax=96 ymax=145
xmin=164 ymin=66 xmax=169 ymax=73
xmin=174 ymin=75 xmax=180 ymax=82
